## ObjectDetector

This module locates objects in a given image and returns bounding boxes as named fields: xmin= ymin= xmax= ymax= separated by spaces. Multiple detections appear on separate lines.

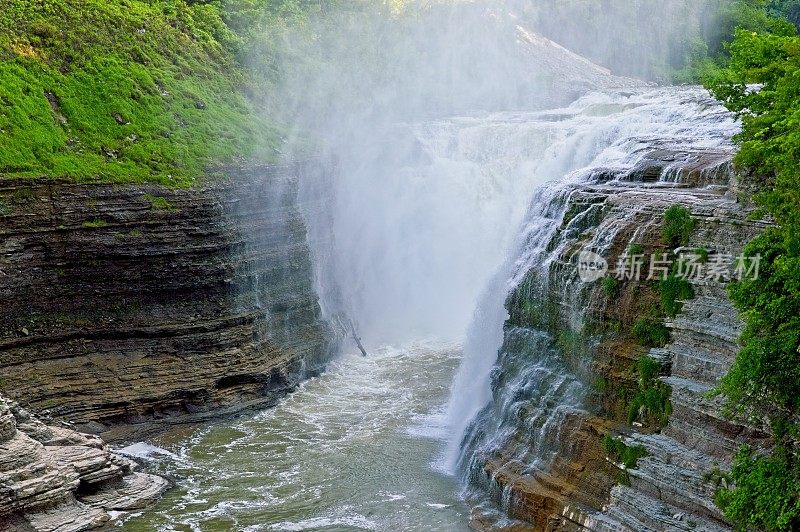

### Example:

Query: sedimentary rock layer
xmin=0 ymin=395 xmax=168 ymax=531
xmin=0 ymin=165 xmax=331 ymax=440
xmin=467 ymin=151 xmax=769 ymax=530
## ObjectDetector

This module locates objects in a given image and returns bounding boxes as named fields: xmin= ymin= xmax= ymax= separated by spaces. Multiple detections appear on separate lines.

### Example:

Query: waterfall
xmin=291 ymin=3 xmax=738 ymax=506
xmin=443 ymin=85 xmax=739 ymax=499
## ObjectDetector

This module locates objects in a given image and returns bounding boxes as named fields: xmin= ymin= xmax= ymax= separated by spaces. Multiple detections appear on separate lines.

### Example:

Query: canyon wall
xmin=0 ymin=165 xmax=332 ymax=442
xmin=465 ymin=148 xmax=769 ymax=531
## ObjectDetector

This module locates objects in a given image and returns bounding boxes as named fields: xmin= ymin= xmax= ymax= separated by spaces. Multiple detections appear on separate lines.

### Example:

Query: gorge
xmin=1 ymin=1 xmax=796 ymax=531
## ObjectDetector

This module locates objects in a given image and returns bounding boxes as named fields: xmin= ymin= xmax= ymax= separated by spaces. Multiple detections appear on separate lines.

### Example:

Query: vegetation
xmin=662 ymin=205 xmax=695 ymax=248
xmin=695 ymin=247 xmax=710 ymax=264
xmin=0 ymin=0 xmax=323 ymax=184
xmin=660 ymin=273 xmax=695 ymax=317
xmin=144 ymin=194 xmax=176 ymax=211
xmin=602 ymin=435 xmax=648 ymax=469
xmin=82 ymin=218 xmax=108 ymax=228
xmin=677 ymin=0 xmax=800 ymax=82
xmin=632 ymin=317 xmax=670 ymax=348
xmin=627 ymin=356 xmax=673 ymax=427
xmin=715 ymin=445 xmax=800 ymax=530
xmin=602 ymin=277 xmax=620 ymax=298
xmin=628 ymin=243 xmax=644 ymax=256
xmin=701 ymin=1 xmax=800 ymax=528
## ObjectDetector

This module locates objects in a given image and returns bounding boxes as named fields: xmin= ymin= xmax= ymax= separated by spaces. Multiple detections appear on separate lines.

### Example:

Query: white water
xmin=444 ymin=86 xmax=738 ymax=471
xmin=299 ymin=85 xmax=738 ymax=471
xmin=127 ymin=87 xmax=738 ymax=530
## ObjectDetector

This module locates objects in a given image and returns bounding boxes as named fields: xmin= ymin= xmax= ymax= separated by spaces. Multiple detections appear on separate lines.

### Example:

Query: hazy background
xmin=242 ymin=0 xmax=739 ymax=347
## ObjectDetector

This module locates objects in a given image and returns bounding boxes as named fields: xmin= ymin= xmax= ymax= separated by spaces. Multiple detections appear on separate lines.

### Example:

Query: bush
xmin=695 ymin=247 xmax=709 ymax=264
xmin=628 ymin=243 xmax=644 ymax=256
xmin=704 ymin=10 xmax=800 ymax=528
xmin=716 ymin=445 xmax=800 ymax=530
xmin=632 ymin=318 xmax=670 ymax=347
xmin=627 ymin=356 xmax=672 ymax=427
xmin=602 ymin=435 xmax=648 ymax=469
xmin=602 ymin=277 xmax=619 ymax=298
xmin=660 ymin=274 xmax=695 ymax=317
xmin=662 ymin=205 xmax=695 ymax=248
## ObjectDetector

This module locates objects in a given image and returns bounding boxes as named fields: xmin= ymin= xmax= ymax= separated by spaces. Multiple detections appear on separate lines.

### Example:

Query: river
xmin=118 ymin=344 xmax=471 ymax=531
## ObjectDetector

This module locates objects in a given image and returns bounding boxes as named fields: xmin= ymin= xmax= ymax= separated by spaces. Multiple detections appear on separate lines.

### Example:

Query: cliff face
xmin=464 ymin=147 xmax=769 ymax=530
xmin=0 ymin=395 xmax=167 ymax=530
xmin=0 ymin=165 xmax=332 ymax=441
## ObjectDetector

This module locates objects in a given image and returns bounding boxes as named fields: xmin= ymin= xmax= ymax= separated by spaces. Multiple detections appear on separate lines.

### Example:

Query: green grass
xmin=0 ymin=0 xmax=285 ymax=185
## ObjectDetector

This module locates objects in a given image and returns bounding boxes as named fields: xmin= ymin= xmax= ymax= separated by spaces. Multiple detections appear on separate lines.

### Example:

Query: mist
xmin=248 ymin=0 xmax=728 ymax=348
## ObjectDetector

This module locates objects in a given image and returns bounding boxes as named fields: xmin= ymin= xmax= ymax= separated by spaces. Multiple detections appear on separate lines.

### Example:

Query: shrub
xmin=704 ymin=8 xmax=800 ymax=529
xmin=602 ymin=435 xmax=648 ymax=469
xmin=694 ymin=247 xmax=709 ymax=264
xmin=602 ymin=277 xmax=619 ymax=298
xmin=628 ymin=243 xmax=644 ymax=256
xmin=627 ymin=356 xmax=673 ymax=427
xmin=715 ymin=445 xmax=800 ymax=530
xmin=662 ymin=205 xmax=695 ymax=248
xmin=660 ymin=274 xmax=695 ymax=317
xmin=632 ymin=318 xmax=669 ymax=347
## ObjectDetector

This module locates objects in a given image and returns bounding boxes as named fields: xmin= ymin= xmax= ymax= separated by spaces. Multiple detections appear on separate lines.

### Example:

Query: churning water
xmin=118 ymin=345 xmax=471 ymax=531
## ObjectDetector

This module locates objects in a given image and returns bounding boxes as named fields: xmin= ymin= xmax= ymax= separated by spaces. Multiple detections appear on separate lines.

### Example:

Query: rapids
xmin=118 ymin=345 xmax=471 ymax=530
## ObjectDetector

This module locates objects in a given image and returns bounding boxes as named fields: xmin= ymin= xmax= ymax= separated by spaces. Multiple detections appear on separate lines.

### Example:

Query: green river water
xmin=117 ymin=344 xmax=471 ymax=531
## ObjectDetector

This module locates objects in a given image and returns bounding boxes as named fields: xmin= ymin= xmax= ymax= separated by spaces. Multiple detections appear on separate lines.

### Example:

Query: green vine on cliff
xmin=627 ymin=355 xmax=673 ymax=428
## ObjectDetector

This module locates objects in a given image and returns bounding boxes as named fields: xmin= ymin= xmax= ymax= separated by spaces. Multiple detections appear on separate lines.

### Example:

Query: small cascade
xmin=443 ymin=86 xmax=740 ymax=523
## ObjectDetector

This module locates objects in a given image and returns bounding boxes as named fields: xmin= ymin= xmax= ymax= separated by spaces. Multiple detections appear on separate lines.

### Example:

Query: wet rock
xmin=466 ymin=148 xmax=770 ymax=530
xmin=0 ymin=396 xmax=166 ymax=530
xmin=0 ymin=164 xmax=332 ymax=442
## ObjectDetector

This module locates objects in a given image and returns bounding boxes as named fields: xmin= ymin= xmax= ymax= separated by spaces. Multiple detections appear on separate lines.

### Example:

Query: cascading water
xmin=127 ymin=76 xmax=738 ymax=528
xmin=441 ymin=86 xmax=739 ymax=519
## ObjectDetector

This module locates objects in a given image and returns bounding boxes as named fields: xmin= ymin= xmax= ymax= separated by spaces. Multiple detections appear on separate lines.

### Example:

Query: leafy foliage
xmin=602 ymin=435 xmax=648 ymax=469
xmin=660 ymin=273 xmax=695 ymax=317
xmin=702 ymin=3 xmax=800 ymax=529
xmin=715 ymin=445 xmax=800 ymax=530
xmin=662 ymin=205 xmax=696 ymax=248
xmin=627 ymin=356 xmax=673 ymax=427
xmin=632 ymin=317 xmax=670 ymax=348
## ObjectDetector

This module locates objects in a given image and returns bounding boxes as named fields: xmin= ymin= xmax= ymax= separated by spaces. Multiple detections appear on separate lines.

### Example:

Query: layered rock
xmin=464 ymin=145 xmax=770 ymax=530
xmin=0 ymin=395 xmax=167 ymax=531
xmin=0 ymin=165 xmax=332 ymax=440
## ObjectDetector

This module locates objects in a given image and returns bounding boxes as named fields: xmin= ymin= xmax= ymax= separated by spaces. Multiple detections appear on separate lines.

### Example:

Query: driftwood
xmin=348 ymin=319 xmax=368 ymax=357
xmin=333 ymin=314 xmax=368 ymax=357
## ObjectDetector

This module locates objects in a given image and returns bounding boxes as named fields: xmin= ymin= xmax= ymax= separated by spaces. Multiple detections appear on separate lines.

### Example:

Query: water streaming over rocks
xmin=444 ymin=86 xmax=738 ymax=469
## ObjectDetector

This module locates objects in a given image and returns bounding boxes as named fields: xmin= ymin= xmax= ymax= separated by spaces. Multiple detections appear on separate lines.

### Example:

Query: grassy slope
xmin=0 ymin=0 xmax=283 ymax=185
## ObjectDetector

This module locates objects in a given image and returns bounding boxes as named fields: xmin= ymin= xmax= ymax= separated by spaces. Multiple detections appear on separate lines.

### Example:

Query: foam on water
xmin=122 ymin=344 xmax=472 ymax=530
